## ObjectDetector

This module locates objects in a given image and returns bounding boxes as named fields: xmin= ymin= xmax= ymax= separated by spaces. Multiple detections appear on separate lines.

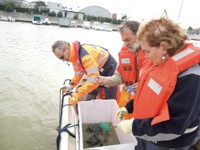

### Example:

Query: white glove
xmin=61 ymin=84 xmax=71 ymax=93
xmin=117 ymin=118 xmax=134 ymax=135
xmin=116 ymin=107 xmax=128 ymax=120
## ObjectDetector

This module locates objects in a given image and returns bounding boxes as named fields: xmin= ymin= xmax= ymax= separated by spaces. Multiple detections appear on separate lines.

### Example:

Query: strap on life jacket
xmin=73 ymin=41 xmax=87 ymax=74
xmin=117 ymin=85 xmax=135 ymax=119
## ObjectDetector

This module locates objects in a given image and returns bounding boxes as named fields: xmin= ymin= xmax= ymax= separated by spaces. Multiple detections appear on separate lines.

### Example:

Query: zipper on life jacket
xmin=135 ymin=51 xmax=139 ymax=82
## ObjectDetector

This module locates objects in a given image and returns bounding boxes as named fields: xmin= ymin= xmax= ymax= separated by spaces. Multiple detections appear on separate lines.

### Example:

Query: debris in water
xmin=83 ymin=123 xmax=120 ymax=148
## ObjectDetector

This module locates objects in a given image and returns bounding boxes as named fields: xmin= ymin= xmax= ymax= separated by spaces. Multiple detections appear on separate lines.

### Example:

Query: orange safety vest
xmin=133 ymin=43 xmax=200 ymax=125
xmin=116 ymin=46 xmax=145 ymax=119
xmin=117 ymin=46 xmax=145 ymax=86
xmin=68 ymin=41 xmax=109 ymax=100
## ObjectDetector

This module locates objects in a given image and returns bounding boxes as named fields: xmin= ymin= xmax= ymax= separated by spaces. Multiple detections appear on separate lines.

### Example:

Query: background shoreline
xmin=0 ymin=11 xmax=119 ymax=30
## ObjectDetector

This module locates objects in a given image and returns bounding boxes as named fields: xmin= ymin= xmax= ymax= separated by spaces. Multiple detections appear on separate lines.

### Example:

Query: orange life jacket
xmin=116 ymin=46 xmax=145 ymax=119
xmin=133 ymin=43 xmax=200 ymax=125
xmin=117 ymin=85 xmax=135 ymax=106
xmin=117 ymin=46 xmax=145 ymax=86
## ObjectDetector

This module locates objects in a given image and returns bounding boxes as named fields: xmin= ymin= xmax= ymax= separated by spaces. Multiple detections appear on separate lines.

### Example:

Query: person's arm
xmin=71 ymin=64 xmax=84 ymax=88
xmin=97 ymin=68 xmax=123 ymax=87
xmin=132 ymin=64 xmax=200 ymax=142
xmin=125 ymin=99 xmax=134 ymax=113
xmin=73 ymin=55 xmax=99 ymax=100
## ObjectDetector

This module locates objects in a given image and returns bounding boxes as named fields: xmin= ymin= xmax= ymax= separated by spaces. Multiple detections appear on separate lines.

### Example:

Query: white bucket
xmin=78 ymin=99 xmax=137 ymax=150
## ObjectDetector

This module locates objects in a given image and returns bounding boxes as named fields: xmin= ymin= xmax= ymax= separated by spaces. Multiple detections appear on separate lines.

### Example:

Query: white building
xmin=79 ymin=5 xmax=111 ymax=18
xmin=47 ymin=2 xmax=64 ymax=14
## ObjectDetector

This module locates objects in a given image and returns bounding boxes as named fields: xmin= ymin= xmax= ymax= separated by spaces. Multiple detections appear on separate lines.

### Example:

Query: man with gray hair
xmin=97 ymin=20 xmax=145 ymax=110
xmin=52 ymin=40 xmax=117 ymax=105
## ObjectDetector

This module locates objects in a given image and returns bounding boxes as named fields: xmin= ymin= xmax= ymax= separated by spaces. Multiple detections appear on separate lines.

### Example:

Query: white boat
xmin=57 ymin=79 xmax=137 ymax=150
xmin=42 ymin=18 xmax=51 ymax=25
xmin=187 ymin=34 xmax=200 ymax=47
xmin=92 ymin=22 xmax=113 ymax=32
xmin=91 ymin=21 xmax=104 ymax=30
xmin=101 ymin=22 xmax=113 ymax=32
xmin=32 ymin=15 xmax=42 ymax=25
xmin=0 ymin=15 xmax=8 ymax=21
xmin=0 ymin=15 xmax=15 ymax=22
xmin=7 ymin=16 xmax=15 ymax=22
xmin=81 ymin=21 xmax=91 ymax=29
xmin=59 ymin=18 xmax=71 ymax=27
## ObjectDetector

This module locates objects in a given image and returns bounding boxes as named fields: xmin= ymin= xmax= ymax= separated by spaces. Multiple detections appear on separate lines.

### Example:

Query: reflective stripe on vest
xmin=72 ymin=42 xmax=109 ymax=75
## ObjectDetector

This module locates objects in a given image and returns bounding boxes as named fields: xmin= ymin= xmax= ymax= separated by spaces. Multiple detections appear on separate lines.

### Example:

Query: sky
xmin=32 ymin=0 xmax=200 ymax=29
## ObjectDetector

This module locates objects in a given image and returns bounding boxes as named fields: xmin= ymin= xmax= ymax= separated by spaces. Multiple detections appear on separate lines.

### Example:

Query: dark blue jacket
xmin=126 ymin=63 xmax=200 ymax=148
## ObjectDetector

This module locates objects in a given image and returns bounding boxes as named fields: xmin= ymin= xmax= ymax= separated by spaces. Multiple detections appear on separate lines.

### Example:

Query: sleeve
xmin=132 ymin=64 xmax=200 ymax=142
xmin=104 ymin=72 xmax=123 ymax=87
xmin=125 ymin=99 xmax=134 ymax=113
xmin=71 ymin=65 xmax=84 ymax=88
xmin=73 ymin=55 xmax=99 ymax=100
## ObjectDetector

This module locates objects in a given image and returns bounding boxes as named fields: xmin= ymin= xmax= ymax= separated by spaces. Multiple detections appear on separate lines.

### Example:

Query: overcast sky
xmin=39 ymin=0 xmax=200 ymax=29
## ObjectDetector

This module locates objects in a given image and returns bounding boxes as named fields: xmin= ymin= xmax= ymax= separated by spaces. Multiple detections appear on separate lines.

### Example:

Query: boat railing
xmin=57 ymin=79 xmax=79 ymax=150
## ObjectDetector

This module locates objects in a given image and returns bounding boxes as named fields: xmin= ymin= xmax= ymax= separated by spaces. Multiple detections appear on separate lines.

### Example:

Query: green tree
xmin=121 ymin=14 xmax=127 ymax=20
xmin=98 ymin=16 xmax=105 ymax=23
xmin=4 ymin=1 xmax=15 ymax=8
xmin=73 ymin=14 xmax=78 ymax=19
xmin=57 ymin=11 xmax=63 ymax=18
xmin=4 ymin=1 xmax=15 ymax=12
xmin=34 ymin=1 xmax=46 ymax=13
xmin=5 ymin=5 xmax=13 ymax=12
xmin=48 ymin=11 xmax=56 ymax=17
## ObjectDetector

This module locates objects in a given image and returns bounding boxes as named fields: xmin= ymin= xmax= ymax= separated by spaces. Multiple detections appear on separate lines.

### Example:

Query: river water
xmin=0 ymin=21 xmax=123 ymax=150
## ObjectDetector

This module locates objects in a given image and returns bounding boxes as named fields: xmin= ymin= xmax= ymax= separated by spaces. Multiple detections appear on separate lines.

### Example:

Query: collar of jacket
xmin=68 ymin=42 xmax=77 ymax=63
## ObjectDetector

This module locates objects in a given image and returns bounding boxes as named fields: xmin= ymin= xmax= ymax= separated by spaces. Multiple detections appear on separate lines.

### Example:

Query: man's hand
xmin=116 ymin=107 xmax=128 ymax=120
xmin=69 ymin=96 xmax=78 ymax=106
xmin=126 ymin=82 xmax=138 ymax=93
xmin=96 ymin=76 xmax=107 ymax=85
xmin=117 ymin=118 xmax=134 ymax=135
xmin=61 ymin=84 xmax=72 ymax=93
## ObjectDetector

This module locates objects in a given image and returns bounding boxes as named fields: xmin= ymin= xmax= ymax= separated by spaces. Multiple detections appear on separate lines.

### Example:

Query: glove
xmin=116 ymin=107 xmax=128 ymax=120
xmin=69 ymin=96 xmax=78 ymax=106
xmin=117 ymin=118 xmax=134 ymax=135
xmin=61 ymin=84 xmax=71 ymax=93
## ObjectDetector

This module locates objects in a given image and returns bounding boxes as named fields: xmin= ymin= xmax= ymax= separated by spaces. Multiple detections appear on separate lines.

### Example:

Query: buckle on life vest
xmin=100 ymin=68 xmax=104 ymax=72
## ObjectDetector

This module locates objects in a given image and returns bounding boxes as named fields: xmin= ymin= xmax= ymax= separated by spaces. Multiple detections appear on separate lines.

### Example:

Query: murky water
xmin=82 ymin=123 xmax=120 ymax=148
xmin=0 ymin=21 xmax=123 ymax=150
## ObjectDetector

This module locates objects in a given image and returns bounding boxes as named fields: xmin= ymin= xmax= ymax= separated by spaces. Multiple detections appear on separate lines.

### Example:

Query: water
xmin=0 ymin=21 xmax=123 ymax=150
xmin=82 ymin=123 xmax=120 ymax=148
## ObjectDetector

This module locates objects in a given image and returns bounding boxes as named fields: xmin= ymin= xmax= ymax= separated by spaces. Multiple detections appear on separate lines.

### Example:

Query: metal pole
xmin=178 ymin=0 xmax=185 ymax=21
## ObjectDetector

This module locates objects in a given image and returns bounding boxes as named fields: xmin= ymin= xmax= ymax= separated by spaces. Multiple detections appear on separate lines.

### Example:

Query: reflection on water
xmin=0 ymin=21 xmax=122 ymax=150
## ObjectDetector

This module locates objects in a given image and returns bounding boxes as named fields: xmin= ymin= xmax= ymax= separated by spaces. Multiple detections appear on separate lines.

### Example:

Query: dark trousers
xmin=135 ymin=138 xmax=191 ymax=150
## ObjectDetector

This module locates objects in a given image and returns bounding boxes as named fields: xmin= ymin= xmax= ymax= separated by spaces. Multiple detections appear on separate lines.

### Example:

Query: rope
xmin=57 ymin=79 xmax=76 ymax=150
xmin=56 ymin=123 xmax=78 ymax=150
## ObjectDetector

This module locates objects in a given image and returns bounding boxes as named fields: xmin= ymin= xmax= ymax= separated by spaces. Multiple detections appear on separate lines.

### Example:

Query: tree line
xmin=0 ymin=1 xmax=126 ymax=25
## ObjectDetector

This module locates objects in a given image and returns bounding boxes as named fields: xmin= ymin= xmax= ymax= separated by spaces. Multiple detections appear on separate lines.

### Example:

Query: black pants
xmin=135 ymin=138 xmax=191 ymax=150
